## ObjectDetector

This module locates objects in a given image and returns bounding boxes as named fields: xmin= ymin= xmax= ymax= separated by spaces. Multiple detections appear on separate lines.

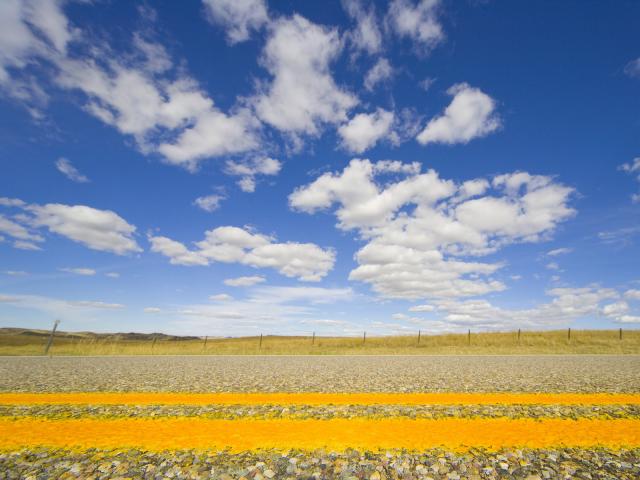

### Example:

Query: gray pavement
xmin=1 ymin=355 xmax=639 ymax=392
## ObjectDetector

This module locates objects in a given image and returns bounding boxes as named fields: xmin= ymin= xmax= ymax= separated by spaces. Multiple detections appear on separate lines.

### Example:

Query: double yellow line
xmin=1 ymin=392 xmax=639 ymax=452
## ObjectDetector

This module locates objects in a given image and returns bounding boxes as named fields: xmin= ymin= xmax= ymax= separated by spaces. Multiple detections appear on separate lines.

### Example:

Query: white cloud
xmin=0 ymin=214 xmax=43 ymax=243
xmin=546 ymin=262 xmax=560 ymax=271
xmin=194 ymin=194 xmax=225 ymax=213
xmin=417 ymin=83 xmax=500 ymax=145
xmin=408 ymin=304 xmax=434 ymax=312
xmin=253 ymin=15 xmax=358 ymax=138
xmin=143 ymin=307 xmax=162 ymax=314
xmin=342 ymin=0 xmax=383 ymax=56
xmin=60 ymin=267 xmax=96 ymax=276
xmin=291 ymin=159 xmax=574 ymax=299
xmin=4 ymin=270 xmax=27 ymax=276
xmin=105 ymin=272 xmax=120 ymax=278
xmin=210 ymin=293 xmax=233 ymax=302
xmin=150 ymin=226 xmax=335 ymax=281
xmin=624 ymin=58 xmax=640 ymax=78
xmin=224 ymin=275 xmax=266 ymax=287
xmin=202 ymin=0 xmax=269 ymax=44
xmin=338 ymin=109 xmax=394 ymax=153
xmin=602 ymin=301 xmax=629 ymax=317
xmin=148 ymin=236 xmax=209 ymax=266
xmin=386 ymin=0 xmax=443 ymax=53
xmin=547 ymin=247 xmax=572 ymax=256
xmin=598 ymin=226 xmax=640 ymax=246
xmin=67 ymin=300 xmax=124 ymax=309
xmin=0 ymin=293 xmax=127 ymax=322
xmin=12 ymin=240 xmax=42 ymax=251
xmin=0 ymin=198 xmax=26 ymax=207
xmin=625 ymin=289 xmax=640 ymax=301
xmin=250 ymin=286 xmax=354 ymax=304
xmin=55 ymin=157 xmax=89 ymax=183
xmin=27 ymin=203 xmax=142 ymax=255
xmin=225 ymin=157 xmax=282 ymax=192
xmin=364 ymin=58 xmax=393 ymax=91
xmin=619 ymin=158 xmax=640 ymax=203
xmin=0 ymin=0 xmax=71 ymax=84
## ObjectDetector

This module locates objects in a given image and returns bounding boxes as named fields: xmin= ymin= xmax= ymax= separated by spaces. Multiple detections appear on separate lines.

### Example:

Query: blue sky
xmin=1 ymin=0 xmax=639 ymax=336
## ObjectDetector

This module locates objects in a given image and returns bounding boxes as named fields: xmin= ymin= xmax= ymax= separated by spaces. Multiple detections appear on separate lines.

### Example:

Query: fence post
xmin=468 ymin=329 xmax=471 ymax=346
xmin=518 ymin=328 xmax=521 ymax=344
xmin=152 ymin=335 xmax=157 ymax=353
xmin=619 ymin=328 xmax=623 ymax=341
xmin=203 ymin=336 xmax=208 ymax=350
xmin=568 ymin=328 xmax=571 ymax=341
xmin=363 ymin=331 xmax=366 ymax=345
xmin=312 ymin=332 xmax=315 ymax=345
xmin=44 ymin=319 xmax=60 ymax=356
xmin=418 ymin=330 xmax=421 ymax=345
xmin=259 ymin=333 xmax=263 ymax=349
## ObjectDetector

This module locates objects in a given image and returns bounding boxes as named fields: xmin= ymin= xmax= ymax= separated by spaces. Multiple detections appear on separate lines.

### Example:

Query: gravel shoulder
xmin=1 ymin=355 xmax=639 ymax=393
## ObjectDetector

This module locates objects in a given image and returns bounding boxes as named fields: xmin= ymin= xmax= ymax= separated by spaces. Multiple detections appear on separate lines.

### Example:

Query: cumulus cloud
xmin=338 ymin=108 xmax=394 ymax=153
xmin=253 ymin=15 xmax=358 ymax=139
xmin=417 ymin=83 xmax=501 ymax=145
xmin=194 ymin=194 xmax=225 ymax=213
xmin=149 ymin=226 xmax=335 ymax=281
xmin=224 ymin=157 xmax=282 ymax=192
xmin=27 ymin=203 xmax=141 ymax=255
xmin=224 ymin=275 xmax=265 ymax=287
xmin=342 ymin=0 xmax=383 ymax=56
xmin=386 ymin=0 xmax=444 ymax=53
xmin=290 ymin=159 xmax=574 ymax=299
xmin=364 ymin=58 xmax=393 ymax=91
xmin=55 ymin=157 xmax=89 ymax=183
xmin=202 ymin=0 xmax=269 ymax=44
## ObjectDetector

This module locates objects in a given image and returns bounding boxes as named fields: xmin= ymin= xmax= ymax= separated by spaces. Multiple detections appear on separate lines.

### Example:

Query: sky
xmin=1 ymin=0 xmax=639 ymax=336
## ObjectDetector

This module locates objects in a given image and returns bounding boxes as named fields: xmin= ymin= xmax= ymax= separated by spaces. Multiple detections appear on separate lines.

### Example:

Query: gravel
xmin=1 ymin=355 xmax=639 ymax=393
xmin=1 ymin=447 xmax=639 ymax=480
xmin=3 ymin=404 xmax=640 ymax=420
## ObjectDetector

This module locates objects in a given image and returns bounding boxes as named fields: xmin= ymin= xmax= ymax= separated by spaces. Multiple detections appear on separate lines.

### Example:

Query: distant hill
xmin=0 ymin=327 xmax=200 ymax=342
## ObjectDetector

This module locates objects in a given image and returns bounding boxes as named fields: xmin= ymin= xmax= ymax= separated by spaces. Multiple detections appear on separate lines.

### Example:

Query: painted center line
xmin=1 ymin=418 xmax=638 ymax=452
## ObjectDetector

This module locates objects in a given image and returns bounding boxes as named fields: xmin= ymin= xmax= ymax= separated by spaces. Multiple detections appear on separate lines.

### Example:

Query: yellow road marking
xmin=1 ymin=392 xmax=639 ymax=406
xmin=0 ymin=418 xmax=638 ymax=452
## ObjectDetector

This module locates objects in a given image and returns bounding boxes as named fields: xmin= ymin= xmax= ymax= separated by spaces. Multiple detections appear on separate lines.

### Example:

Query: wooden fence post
xmin=418 ymin=330 xmax=421 ymax=345
xmin=518 ymin=328 xmax=521 ymax=344
xmin=312 ymin=332 xmax=315 ymax=345
xmin=467 ymin=329 xmax=471 ymax=346
xmin=152 ymin=335 xmax=157 ymax=353
xmin=44 ymin=319 xmax=60 ymax=356
xmin=259 ymin=333 xmax=263 ymax=349
xmin=363 ymin=331 xmax=366 ymax=344
xmin=203 ymin=336 xmax=208 ymax=350
xmin=619 ymin=328 xmax=623 ymax=341
xmin=568 ymin=328 xmax=571 ymax=341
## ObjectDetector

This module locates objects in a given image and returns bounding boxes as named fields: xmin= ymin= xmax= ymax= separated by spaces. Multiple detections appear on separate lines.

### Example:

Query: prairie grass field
xmin=1 ymin=328 xmax=639 ymax=355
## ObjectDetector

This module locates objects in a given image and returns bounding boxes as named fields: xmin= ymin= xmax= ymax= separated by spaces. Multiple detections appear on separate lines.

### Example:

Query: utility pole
xmin=44 ymin=319 xmax=60 ymax=355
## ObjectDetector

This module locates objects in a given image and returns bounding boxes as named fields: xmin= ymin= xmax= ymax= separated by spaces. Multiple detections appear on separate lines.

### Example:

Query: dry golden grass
xmin=0 ymin=329 xmax=639 ymax=355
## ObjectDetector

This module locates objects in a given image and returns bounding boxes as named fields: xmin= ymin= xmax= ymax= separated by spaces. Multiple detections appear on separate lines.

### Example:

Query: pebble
xmin=1 ymin=448 xmax=639 ymax=479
